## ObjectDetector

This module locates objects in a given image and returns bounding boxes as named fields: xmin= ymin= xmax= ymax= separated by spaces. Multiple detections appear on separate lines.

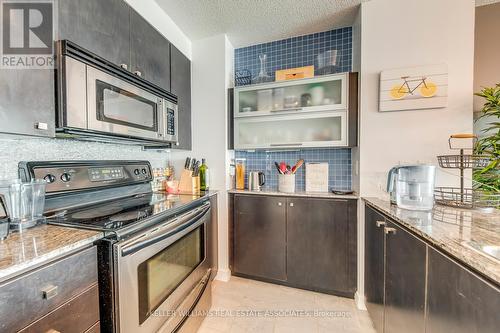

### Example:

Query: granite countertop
xmin=364 ymin=197 xmax=500 ymax=285
xmin=228 ymin=189 xmax=358 ymax=200
xmin=0 ymin=225 xmax=102 ymax=283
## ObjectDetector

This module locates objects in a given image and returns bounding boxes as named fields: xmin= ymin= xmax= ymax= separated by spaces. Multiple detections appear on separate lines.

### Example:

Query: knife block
xmin=179 ymin=169 xmax=193 ymax=193
xmin=178 ymin=170 xmax=200 ymax=194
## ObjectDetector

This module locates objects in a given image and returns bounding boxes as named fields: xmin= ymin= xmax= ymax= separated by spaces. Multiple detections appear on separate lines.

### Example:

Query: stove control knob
xmin=134 ymin=169 xmax=140 ymax=175
xmin=60 ymin=173 xmax=71 ymax=182
xmin=43 ymin=174 xmax=56 ymax=183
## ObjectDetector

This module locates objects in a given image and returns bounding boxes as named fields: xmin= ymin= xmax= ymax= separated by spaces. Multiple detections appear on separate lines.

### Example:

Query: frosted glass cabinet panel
xmin=235 ymin=73 xmax=347 ymax=117
xmin=234 ymin=111 xmax=347 ymax=149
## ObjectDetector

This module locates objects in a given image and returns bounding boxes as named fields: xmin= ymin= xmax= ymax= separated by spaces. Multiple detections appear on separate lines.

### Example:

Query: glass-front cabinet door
xmin=234 ymin=111 xmax=347 ymax=149
xmin=234 ymin=73 xmax=347 ymax=117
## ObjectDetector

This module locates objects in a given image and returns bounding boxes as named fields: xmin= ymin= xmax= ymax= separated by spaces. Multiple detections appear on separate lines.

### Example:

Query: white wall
xmin=188 ymin=34 xmax=234 ymax=281
xmin=125 ymin=0 xmax=192 ymax=59
xmin=356 ymin=0 xmax=475 ymax=308
xmin=359 ymin=0 xmax=474 ymax=198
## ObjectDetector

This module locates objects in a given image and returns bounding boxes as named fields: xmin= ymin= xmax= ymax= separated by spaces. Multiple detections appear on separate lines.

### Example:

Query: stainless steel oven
xmin=115 ymin=202 xmax=211 ymax=333
xmin=56 ymin=40 xmax=178 ymax=145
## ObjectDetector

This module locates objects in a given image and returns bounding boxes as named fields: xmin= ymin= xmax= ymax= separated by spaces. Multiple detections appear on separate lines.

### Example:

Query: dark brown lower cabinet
xmin=384 ymin=221 xmax=426 ymax=333
xmin=364 ymin=206 xmax=386 ymax=333
xmin=287 ymin=198 xmax=357 ymax=296
xmin=426 ymin=248 xmax=500 ymax=333
xmin=364 ymin=203 xmax=500 ymax=333
xmin=233 ymin=195 xmax=287 ymax=281
xmin=232 ymin=194 xmax=357 ymax=296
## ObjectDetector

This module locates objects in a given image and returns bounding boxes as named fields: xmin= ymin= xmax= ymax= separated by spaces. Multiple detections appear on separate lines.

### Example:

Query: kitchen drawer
xmin=19 ymin=283 xmax=100 ymax=333
xmin=0 ymin=246 xmax=98 ymax=332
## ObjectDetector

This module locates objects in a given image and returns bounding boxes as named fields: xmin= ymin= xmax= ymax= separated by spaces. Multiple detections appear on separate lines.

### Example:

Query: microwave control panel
xmin=166 ymin=108 xmax=175 ymax=135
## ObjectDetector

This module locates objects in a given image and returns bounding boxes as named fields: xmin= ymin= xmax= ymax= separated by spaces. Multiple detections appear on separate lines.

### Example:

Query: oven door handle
xmin=121 ymin=202 xmax=210 ymax=257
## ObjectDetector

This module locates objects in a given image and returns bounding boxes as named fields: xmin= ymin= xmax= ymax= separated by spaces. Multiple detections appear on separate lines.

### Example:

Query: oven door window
xmin=137 ymin=225 xmax=204 ymax=324
xmin=96 ymin=80 xmax=158 ymax=131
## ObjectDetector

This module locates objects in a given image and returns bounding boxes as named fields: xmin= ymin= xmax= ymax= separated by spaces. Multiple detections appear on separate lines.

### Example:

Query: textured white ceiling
xmin=155 ymin=0 xmax=368 ymax=48
xmin=476 ymin=0 xmax=500 ymax=6
xmin=154 ymin=0 xmax=496 ymax=48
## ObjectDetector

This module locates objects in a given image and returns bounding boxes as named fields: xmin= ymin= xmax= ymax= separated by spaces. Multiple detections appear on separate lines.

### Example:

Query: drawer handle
xmin=289 ymin=202 xmax=294 ymax=207
xmin=376 ymin=221 xmax=386 ymax=228
xmin=41 ymin=285 xmax=58 ymax=300
xmin=384 ymin=227 xmax=397 ymax=235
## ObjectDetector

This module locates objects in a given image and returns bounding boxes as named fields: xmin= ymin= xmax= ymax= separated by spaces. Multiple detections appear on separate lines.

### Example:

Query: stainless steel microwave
xmin=56 ymin=41 xmax=178 ymax=145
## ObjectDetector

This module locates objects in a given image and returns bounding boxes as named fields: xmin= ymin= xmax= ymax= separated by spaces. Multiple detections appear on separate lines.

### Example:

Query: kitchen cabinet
xmin=0 ymin=70 xmax=55 ymax=137
xmin=130 ymin=8 xmax=171 ymax=90
xmin=232 ymin=194 xmax=357 ymax=296
xmin=426 ymin=248 xmax=500 ymax=333
xmin=384 ymin=221 xmax=426 ymax=333
xmin=233 ymin=195 xmax=287 ymax=281
xmin=364 ymin=205 xmax=386 ymax=333
xmin=233 ymin=73 xmax=358 ymax=149
xmin=0 ymin=246 xmax=99 ymax=332
xmin=365 ymin=205 xmax=426 ymax=333
xmin=287 ymin=198 xmax=357 ymax=295
xmin=58 ymin=0 xmax=131 ymax=67
xmin=364 ymin=203 xmax=500 ymax=333
xmin=170 ymin=45 xmax=192 ymax=150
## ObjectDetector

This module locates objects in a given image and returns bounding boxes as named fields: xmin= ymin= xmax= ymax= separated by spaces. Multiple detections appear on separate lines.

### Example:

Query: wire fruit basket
xmin=435 ymin=134 xmax=499 ymax=209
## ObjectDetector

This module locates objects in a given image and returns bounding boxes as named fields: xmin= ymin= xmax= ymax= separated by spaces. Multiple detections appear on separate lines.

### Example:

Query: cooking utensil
xmin=184 ymin=157 xmax=191 ymax=170
xmin=274 ymin=162 xmax=284 ymax=175
xmin=279 ymin=162 xmax=287 ymax=174
xmin=291 ymin=159 xmax=304 ymax=174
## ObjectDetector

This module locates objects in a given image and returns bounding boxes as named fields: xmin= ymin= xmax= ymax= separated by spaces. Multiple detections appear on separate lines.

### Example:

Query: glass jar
xmin=235 ymin=158 xmax=246 ymax=190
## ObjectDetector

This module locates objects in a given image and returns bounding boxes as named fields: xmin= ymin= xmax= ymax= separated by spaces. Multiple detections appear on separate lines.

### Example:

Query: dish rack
xmin=435 ymin=134 xmax=499 ymax=209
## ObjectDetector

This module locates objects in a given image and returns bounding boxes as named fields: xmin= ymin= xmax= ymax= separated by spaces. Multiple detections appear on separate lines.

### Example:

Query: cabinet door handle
xmin=289 ymin=202 xmax=294 ymax=207
xmin=376 ymin=221 xmax=386 ymax=228
xmin=120 ymin=63 xmax=128 ymax=70
xmin=41 ymin=285 xmax=58 ymax=300
xmin=34 ymin=122 xmax=48 ymax=130
xmin=278 ymin=202 xmax=282 ymax=206
xmin=384 ymin=227 xmax=397 ymax=235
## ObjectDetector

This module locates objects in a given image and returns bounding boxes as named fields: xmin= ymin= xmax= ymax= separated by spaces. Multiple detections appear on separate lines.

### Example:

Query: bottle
xmin=199 ymin=159 xmax=209 ymax=191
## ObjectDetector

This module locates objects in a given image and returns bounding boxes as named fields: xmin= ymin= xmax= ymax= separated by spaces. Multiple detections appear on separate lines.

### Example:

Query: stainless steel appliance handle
xmin=121 ymin=202 xmax=210 ymax=256
xmin=270 ymin=143 xmax=303 ymax=147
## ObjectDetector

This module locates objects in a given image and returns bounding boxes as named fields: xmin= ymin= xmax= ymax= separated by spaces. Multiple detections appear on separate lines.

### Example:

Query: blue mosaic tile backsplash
xmin=235 ymin=148 xmax=352 ymax=191
xmin=234 ymin=27 xmax=352 ymax=85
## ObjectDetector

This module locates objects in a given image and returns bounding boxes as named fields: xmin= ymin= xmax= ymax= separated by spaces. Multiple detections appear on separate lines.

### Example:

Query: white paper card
xmin=306 ymin=163 xmax=329 ymax=192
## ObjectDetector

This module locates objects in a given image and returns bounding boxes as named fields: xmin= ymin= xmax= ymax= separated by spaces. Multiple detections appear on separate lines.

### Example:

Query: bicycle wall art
xmin=379 ymin=64 xmax=448 ymax=112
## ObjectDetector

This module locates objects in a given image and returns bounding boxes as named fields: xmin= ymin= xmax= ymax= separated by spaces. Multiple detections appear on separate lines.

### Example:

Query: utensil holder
xmin=278 ymin=174 xmax=296 ymax=193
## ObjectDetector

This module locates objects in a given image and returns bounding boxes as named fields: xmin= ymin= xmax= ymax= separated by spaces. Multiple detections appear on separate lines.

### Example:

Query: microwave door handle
xmin=158 ymin=100 xmax=165 ymax=139
xmin=121 ymin=202 xmax=210 ymax=256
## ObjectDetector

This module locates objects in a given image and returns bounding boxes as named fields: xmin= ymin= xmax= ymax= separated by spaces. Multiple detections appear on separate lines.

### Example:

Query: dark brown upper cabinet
xmin=129 ymin=8 xmax=171 ymax=91
xmin=58 ymin=0 xmax=131 ymax=67
xmin=170 ymin=45 xmax=192 ymax=150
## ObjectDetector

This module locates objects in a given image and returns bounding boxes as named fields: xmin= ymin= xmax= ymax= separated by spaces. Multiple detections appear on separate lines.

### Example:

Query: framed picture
xmin=379 ymin=64 xmax=448 ymax=112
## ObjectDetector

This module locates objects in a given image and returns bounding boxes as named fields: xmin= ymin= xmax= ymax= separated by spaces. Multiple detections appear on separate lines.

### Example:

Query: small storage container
xmin=278 ymin=174 xmax=296 ymax=193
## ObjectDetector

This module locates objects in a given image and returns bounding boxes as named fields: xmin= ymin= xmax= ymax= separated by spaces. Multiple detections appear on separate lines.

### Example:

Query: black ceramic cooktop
xmin=46 ymin=192 xmax=207 ymax=231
